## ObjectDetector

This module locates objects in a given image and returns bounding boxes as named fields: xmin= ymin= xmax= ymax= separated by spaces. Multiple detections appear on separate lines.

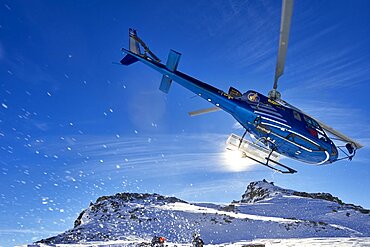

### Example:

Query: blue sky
xmin=1 ymin=0 xmax=370 ymax=246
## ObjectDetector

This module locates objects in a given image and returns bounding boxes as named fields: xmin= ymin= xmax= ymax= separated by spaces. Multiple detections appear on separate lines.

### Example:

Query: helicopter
xmin=119 ymin=0 xmax=363 ymax=174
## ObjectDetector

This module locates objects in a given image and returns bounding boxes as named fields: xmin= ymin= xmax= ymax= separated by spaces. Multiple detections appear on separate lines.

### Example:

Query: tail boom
xmin=120 ymin=29 xmax=238 ymax=114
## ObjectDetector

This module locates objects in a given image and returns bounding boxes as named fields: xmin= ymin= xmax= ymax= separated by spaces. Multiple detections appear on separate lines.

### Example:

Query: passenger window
xmin=293 ymin=111 xmax=301 ymax=121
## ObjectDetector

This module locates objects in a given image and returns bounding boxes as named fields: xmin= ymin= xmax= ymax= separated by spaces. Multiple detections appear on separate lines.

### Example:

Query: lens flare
xmin=222 ymin=149 xmax=258 ymax=172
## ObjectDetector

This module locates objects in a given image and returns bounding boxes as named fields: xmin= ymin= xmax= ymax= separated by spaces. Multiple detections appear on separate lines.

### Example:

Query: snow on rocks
xmin=34 ymin=181 xmax=370 ymax=246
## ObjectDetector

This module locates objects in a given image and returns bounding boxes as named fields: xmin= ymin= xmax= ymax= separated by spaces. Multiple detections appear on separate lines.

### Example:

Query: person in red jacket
xmin=151 ymin=236 xmax=166 ymax=247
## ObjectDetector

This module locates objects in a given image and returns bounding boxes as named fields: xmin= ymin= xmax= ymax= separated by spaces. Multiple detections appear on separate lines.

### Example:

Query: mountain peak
xmin=239 ymin=180 xmax=349 ymax=206
xmin=74 ymin=193 xmax=186 ymax=228
xmin=240 ymin=179 xmax=292 ymax=203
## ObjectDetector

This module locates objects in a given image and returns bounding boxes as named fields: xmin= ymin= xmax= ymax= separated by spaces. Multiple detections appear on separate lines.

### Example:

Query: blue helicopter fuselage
xmin=121 ymin=48 xmax=338 ymax=165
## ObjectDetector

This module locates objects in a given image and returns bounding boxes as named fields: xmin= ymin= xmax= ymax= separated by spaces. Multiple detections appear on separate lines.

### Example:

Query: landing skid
xmin=242 ymin=151 xmax=297 ymax=174
xmin=226 ymin=132 xmax=297 ymax=174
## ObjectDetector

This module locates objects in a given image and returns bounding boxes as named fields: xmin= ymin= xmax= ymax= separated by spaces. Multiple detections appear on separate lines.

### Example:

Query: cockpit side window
xmin=293 ymin=111 xmax=302 ymax=121
xmin=303 ymin=115 xmax=328 ymax=141
xmin=303 ymin=115 xmax=319 ymax=129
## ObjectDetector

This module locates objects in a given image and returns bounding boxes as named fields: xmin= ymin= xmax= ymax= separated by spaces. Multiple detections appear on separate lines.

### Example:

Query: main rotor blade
xmin=276 ymin=98 xmax=364 ymax=149
xmin=273 ymin=0 xmax=294 ymax=90
xmin=188 ymin=107 xmax=221 ymax=117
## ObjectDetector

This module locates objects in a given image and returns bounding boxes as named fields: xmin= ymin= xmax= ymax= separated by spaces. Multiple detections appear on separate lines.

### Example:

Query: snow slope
xmin=34 ymin=180 xmax=370 ymax=245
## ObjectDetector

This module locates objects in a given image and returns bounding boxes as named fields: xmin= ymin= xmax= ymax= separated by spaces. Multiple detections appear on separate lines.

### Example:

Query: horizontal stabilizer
xmin=159 ymin=50 xmax=182 ymax=93
xmin=159 ymin=75 xmax=172 ymax=93
xmin=120 ymin=54 xmax=139 ymax=65
xmin=165 ymin=50 xmax=181 ymax=71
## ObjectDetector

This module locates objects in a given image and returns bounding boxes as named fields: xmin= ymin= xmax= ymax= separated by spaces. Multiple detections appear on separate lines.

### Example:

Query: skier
xmin=192 ymin=233 xmax=204 ymax=247
xmin=151 ymin=236 xmax=166 ymax=247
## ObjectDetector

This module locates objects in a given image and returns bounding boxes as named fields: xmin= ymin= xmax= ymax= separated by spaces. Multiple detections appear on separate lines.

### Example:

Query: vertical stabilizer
xmin=129 ymin=28 xmax=141 ymax=55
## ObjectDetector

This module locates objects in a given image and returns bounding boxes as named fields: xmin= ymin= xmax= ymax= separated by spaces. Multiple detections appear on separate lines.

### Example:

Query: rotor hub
xmin=268 ymin=89 xmax=281 ymax=100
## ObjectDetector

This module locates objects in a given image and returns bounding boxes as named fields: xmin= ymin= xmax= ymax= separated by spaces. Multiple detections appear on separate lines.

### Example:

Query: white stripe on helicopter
xmin=316 ymin=151 xmax=330 ymax=165
xmin=259 ymin=117 xmax=291 ymax=129
xmin=255 ymin=111 xmax=288 ymax=123
xmin=262 ymin=122 xmax=329 ymax=164
xmin=251 ymin=106 xmax=282 ymax=117
xmin=286 ymin=129 xmax=320 ymax=147
xmin=261 ymin=122 xmax=289 ymax=132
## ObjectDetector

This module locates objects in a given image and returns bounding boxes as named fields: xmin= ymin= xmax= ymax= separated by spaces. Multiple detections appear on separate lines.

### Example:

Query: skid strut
xmin=243 ymin=151 xmax=297 ymax=174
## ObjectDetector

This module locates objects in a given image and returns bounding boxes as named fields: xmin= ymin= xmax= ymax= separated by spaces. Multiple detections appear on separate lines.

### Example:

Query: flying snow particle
xmin=116 ymin=134 xmax=120 ymax=138
xmin=64 ymin=74 xmax=69 ymax=79
xmin=134 ymin=130 xmax=138 ymax=134
xmin=99 ymin=159 xmax=104 ymax=163
xmin=67 ymin=147 xmax=72 ymax=151
xmin=69 ymin=122 xmax=73 ymax=126
xmin=7 ymin=70 xmax=13 ymax=75
xmin=4 ymin=4 xmax=11 ymax=10
xmin=59 ymin=209 xmax=64 ymax=213
xmin=109 ymin=108 xmax=113 ymax=113
xmin=148 ymin=138 xmax=152 ymax=143
xmin=2 ymin=103 xmax=8 ymax=109
xmin=68 ymin=54 xmax=72 ymax=58
xmin=102 ymin=144 xmax=107 ymax=148
xmin=116 ymin=165 xmax=120 ymax=169
xmin=123 ymin=85 xmax=126 ymax=89
xmin=47 ymin=92 xmax=52 ymax=96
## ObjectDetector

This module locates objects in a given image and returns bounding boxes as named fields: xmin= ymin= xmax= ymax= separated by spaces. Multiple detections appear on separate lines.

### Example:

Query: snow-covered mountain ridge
xmin=74 ymin=193 xmax=186 ymax=228
xmin=238 ymin=180 xmax=369 ymax=214
xmin=36 ymin=180 xmax=370 ymax=245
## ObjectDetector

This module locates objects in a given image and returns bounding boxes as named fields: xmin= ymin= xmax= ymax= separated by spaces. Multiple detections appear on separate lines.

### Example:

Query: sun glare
xmin=222 ymin=149 xmax=258 ymax=172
